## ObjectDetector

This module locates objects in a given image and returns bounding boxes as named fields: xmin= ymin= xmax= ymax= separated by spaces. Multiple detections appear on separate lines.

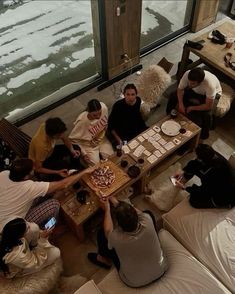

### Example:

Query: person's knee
xmin=25 ymin=222 xmax=40 ymax=246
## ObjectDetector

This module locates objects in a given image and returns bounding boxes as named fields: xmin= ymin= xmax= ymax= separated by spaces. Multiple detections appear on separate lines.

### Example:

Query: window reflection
xmin=0 ymin=0 xmax=100 ymax=120
xmin=141 ymin=0 xmax=193 ymax=49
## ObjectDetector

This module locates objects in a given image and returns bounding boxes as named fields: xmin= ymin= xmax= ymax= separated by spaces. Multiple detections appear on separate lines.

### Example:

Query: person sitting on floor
xmin=88 ymin=197 xmax=168 ymax=288
xmin=0 ymin=218 xmax=60 ymax=278
xmin=29 ymin=117 xmax=82 ymax=181
xmin=69 ymin=99 xmax=114 ymax=166
xmin=108 ymin=84 xmax=147 ymax=147
xmin=174 ymin=144 xmax=235 ymax=208
xmin=166 ymin=68 xmax=222 ymax=140
xmin=0 ymin=158 xmax=94 ymax=229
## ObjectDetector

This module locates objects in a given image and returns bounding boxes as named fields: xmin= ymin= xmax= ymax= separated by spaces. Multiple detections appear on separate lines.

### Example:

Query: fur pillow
xmin=145 ymin=163 xmax=188 ymax=212
xmin=214 ymin=82 xmax=234 ymax=118
xmin=0 ymin=259 xmax=63 ymax=294
xmin=137 ymin=65 xmax=171 ymax=108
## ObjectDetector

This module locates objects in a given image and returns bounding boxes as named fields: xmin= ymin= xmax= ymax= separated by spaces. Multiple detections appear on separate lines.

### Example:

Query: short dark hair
xmin=188 ymin=68 xmax=205 ymax=84
xmin=196 ymin=144 xmax=215 ymax=164
xmin=9 ymin=158 xmax=33 ymax=181
xmin=123 ymin=83 xmax=138 ymax=95
xmin=45 ymin=117 xmax=67 ymax=137
xmin=115 ymin=201 xmax=139 ymax=232
xmin=87 ymin=99 xmax=101 ymax=113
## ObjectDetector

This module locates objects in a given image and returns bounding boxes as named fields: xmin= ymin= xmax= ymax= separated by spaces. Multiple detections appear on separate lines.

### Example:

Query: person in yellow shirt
xmin=29 ymin=117 xmax=81 ymax=181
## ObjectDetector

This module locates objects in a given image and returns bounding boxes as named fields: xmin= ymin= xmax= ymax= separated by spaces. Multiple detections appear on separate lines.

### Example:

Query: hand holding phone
xmin=44 ymin=217 xmax=56 ymax=230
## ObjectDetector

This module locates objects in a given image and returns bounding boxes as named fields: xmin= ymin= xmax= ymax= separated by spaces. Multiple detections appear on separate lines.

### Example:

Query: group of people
xmin=0 ymin=68 xmax=234 ymax=286
xmin=0 ymin=83 xmax=147 ymax=280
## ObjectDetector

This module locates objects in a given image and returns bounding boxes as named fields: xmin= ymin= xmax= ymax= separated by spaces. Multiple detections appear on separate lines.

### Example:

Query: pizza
xmin=90 ymin=165 xmax=115 ymax=188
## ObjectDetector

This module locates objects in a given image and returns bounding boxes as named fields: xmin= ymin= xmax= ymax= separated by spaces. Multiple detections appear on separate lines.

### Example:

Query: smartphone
xmin=44 ymin=217 xmax=56 ymax=230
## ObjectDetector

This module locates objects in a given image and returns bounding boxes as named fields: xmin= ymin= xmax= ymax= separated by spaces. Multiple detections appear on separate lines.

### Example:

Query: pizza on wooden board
xmin=90 ymin=165 xmax=115 ymax=188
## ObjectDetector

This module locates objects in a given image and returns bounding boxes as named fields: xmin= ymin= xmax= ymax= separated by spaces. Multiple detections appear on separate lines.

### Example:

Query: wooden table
xmin=127 ymin=113 xmax=201 ymax=190
xmin=177 ymin=20 xmax=235 ymax=81
xmin=60 ymin=114 xmax=200 ymax=240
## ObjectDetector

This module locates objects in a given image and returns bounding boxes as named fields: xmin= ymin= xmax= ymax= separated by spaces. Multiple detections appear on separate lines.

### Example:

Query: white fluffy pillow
xmin=145 ymin=163 xmax=187 ymax=212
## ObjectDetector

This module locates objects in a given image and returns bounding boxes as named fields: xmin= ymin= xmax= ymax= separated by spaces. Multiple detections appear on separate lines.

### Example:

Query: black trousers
xmin=187 ymin=185 xmax=215 ymax=209
xmin=166 ymin=89 xmax=212 ymax=140
xmin=40 ymin=144 xmax=83 ymax=181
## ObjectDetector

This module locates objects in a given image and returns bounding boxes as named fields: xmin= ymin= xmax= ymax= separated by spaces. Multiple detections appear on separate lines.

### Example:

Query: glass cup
xmin=116 ymin=144 xmax=123 ymax=157
xmin=170 ymin=109 xmax=178 ymax=118
xmin=137 ymin=158 xmax=145 ymax=168
xmin=225 ymin=38 xmax=233 ymax=49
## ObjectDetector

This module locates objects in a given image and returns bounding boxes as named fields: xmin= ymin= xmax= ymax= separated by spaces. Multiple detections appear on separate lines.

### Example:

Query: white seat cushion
xmin=162 ymin=198 xmax=235 ymax=292
xmin=98 ymin=230 xmax=231 ymax=294
xmin=74 ymin=280 xmax=102 ymax=294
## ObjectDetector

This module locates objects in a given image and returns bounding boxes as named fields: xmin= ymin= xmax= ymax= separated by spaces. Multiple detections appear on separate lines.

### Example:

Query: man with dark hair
xmin=88 ymin=198 xmax=168 ymax=288
xmin=166 ymin=68 xmax=222 ymax=140
xmin=29 ymin=117 xmax=82 ymax=181
xmin=0 ymin=158 xmax=94 ymax=230
xmin=174 ymin=144 xmax=235 ymax=208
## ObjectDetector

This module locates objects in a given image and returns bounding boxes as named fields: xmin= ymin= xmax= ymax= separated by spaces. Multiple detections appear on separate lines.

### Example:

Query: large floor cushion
xmin=98 ymin=230 xmax=231 ymax=294
xmin=0 ymin=259 xmax=62 ymax=294
xmin=162 ymin=198 xmax=235 ymax=292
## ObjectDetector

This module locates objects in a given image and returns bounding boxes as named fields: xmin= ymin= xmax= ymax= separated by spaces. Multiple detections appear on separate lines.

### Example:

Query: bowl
xmin=127 ymin=165 xmax=141 ymax=178
xmin=120 ymin=159 xmax=128 ymax=168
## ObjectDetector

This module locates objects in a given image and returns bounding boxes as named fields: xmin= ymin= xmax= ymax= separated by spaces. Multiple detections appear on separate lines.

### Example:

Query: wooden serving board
xmin=81 ymin=160 xmax=131 ymax=197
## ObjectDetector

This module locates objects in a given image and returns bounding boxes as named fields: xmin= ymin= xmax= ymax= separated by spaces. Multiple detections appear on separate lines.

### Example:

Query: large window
xmin=141 ymin=0 xmax=194 ymax=50
xmin=0 ymin=0 xmax=101 ymax=120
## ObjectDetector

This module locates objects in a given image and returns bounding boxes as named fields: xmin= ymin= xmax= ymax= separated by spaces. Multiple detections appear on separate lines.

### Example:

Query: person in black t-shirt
xmin=108 ymin=84 xmax=147 ymax=147
xmin=174 ymin=144 xmax=235 ymax=208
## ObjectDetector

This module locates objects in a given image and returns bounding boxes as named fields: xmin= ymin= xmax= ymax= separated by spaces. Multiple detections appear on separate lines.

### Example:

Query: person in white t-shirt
xmin=69 ymin=99 xmax=114 ymax=166
xmin=166 ymin=68 xmax=222 ymax=140
xmin=0 ymin=158 xmax=94 ymax=229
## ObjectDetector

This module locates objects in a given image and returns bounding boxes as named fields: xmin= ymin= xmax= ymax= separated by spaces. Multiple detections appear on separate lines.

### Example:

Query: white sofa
xmin=75 ymin=209 xmax=234 ymax=293
xmin=162 ymin=197 xmax=235 ymax=292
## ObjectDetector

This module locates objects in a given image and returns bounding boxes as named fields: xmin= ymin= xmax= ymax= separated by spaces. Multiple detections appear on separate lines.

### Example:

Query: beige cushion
xmin=162 ymin=199 xmax=235 ymax=292
xmin=214 ymin=82 xmax=234 ymax=117
xmin=74 ymin=280 xmax=102 ymax=294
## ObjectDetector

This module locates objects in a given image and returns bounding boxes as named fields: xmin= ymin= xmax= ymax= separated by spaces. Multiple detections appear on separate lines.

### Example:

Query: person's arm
xmin=61 ymin=135 xmax=80 ymax=158
xmin=34 ymin=159 xmax=68 ymax=178
xmin=111 ymin=130 xmax=122 ymax=146
xmin=47 ymin=166 xmax=95 ymax=194
xmin=177 ymin=88 xmax=185 ymax=114
xmin=108 ymin=103 xmax=122 ymax=145
xmin=99 ymin=198 xmax=113 ymax=238
xmin=186 ymin=97 xmax=214 ymax=113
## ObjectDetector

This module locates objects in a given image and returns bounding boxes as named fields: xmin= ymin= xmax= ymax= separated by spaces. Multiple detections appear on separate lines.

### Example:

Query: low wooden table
xmin=60 ymin=114 xmax=200 ymax=240
xmin=126 ymin=113 xmax=201 ymax=190
xmin=177 ymin=20 xmax=235 ymax=81
xmin=59 ymin=154 xmax=135 ymax=241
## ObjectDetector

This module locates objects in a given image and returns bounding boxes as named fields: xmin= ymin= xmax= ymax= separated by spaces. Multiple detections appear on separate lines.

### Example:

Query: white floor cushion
xmin=98 ymin=230 xmax=231 ymax=294
xmin=162 ymin=198 xmax=235 ymax=292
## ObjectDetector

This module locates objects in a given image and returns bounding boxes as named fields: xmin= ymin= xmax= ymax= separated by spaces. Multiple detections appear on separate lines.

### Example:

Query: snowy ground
xmin=0 ymin=0 xmax=190 ymax=119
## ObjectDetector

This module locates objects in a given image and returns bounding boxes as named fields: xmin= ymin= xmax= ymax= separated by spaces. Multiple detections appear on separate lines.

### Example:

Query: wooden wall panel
xmin=191 ymin=0 xmax=219 ymax=32
xmin=104 ymin=0 xmax=142 ymax=79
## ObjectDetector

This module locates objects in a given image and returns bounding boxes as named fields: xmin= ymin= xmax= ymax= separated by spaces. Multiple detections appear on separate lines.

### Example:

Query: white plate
xmin=161 ymin=120 xmax=181 ymax=136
